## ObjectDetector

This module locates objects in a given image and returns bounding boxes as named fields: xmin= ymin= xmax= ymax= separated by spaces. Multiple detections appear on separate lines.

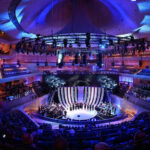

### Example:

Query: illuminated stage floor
xmin=66 ymin=109 xmax=97 ymax=120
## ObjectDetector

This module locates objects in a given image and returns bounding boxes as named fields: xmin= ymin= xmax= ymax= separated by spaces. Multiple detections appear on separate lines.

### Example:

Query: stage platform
xmin=66 ymin=109 xmax=97 ymax=120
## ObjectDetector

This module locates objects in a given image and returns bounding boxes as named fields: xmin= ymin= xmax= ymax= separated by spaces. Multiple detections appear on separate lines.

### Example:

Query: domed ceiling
xmin=0 ymin=0 xmax=149 ymax=43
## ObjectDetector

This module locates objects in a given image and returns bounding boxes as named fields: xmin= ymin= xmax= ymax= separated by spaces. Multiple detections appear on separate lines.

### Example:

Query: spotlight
xmin=99 ymin=44 xmax=106 ymax=49
xmin=16 ymin=42 xmax=21 ymax=52
xmin=140 ymin=38 xmax=146 ymax=52
xmin=99 ymin=39 xmax=102 ymax=45
xmin=36 ymin=34 xmax=40 ymax=41
xmin=52 ymin=39 xmax=57 ymax=48
xmin=109 ymin=39 xmax=114 ymax=46
xmin=130 ymin=36 xmax=135 ymax=46
xmin=85 ymin=33 xmax=90 ymax=48
xmin=57 ymin=53 xmax=64 ymax=68
xmin=85 ymin=39 xmax=90 ymax=48
xmin=97 ymin=53 xmax=102 ymax=68
xmin=74 ymin=53 xmax=79 ymax=64
xmin=117 ymin=38 xmax=120 ymax=44
xmin=63 ymin=39 xmax=68 ymax=47
xmin=75 ymin=38 xmax=81 ymax=47
xmin=86 ymin=33 xmax=91 ymax=39
xmin=82 ymin=54 xmax=87 ymax=65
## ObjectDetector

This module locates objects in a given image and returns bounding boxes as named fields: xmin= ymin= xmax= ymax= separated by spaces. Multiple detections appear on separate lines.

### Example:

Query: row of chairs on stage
xmin=67 ymin=103 xmax=95 ymax=111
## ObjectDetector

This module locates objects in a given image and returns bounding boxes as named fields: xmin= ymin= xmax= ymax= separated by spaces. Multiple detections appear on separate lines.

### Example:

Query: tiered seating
xmin=128 ymin=87 xmax=150 ymax=101
xmin=32 ymin=81 xmax=49 ymax=97
xmin=0 ymin=48 xmax=9 ymax=55
xmin=0 ymin=110 xmax=150 ymax=150
xmin=138 ymin=69 xmax=150 ymax=76
xmin=1 ymin=64 xmax=31 ymax=78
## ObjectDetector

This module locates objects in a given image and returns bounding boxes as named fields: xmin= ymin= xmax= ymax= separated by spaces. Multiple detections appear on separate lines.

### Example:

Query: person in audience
xmin=94 ymin=142 xmax=111 ymax=150
xmin=22 ymin=132 xmax=33 ymax=145
xmin=69 ymin=128 xmax=75 ymax=136
xmin=54 ymin=137 xmax=68 ymax=150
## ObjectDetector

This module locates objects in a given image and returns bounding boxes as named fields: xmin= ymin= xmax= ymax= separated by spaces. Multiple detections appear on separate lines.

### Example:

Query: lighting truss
xmin=15 ymin=32 xmax=135 ymax=55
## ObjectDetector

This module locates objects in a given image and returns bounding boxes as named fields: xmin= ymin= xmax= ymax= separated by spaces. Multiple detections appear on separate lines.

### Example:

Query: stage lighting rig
xmin=15 ymin=33 xmax=148 ymax=58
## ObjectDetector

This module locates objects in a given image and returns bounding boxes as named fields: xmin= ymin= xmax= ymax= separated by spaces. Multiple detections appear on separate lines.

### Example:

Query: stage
xmin=23 ymin=86 xmax=133 ymax=127
xmin=66 ymin=109 xmax=97 ymax=120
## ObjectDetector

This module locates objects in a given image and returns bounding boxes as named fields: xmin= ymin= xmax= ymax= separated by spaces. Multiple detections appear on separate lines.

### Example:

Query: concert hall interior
xmin=1 ymin=0 xmax=150 ymax=150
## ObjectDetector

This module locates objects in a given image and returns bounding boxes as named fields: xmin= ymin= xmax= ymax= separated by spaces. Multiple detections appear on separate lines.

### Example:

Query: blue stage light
xmin=138 ymin=1 xmax=150 ymax=13
xmin=36 ymin=0 xmax=60 ymax=24
xmin=141 ymin=15 xmax=150 ymax=25
xmin=99 ymin=44 xmax=106 ymax=49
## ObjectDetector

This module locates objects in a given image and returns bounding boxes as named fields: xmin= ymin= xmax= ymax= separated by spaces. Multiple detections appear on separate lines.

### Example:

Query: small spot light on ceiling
xmin=131 ymin=0 xmax=136 ymax=1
